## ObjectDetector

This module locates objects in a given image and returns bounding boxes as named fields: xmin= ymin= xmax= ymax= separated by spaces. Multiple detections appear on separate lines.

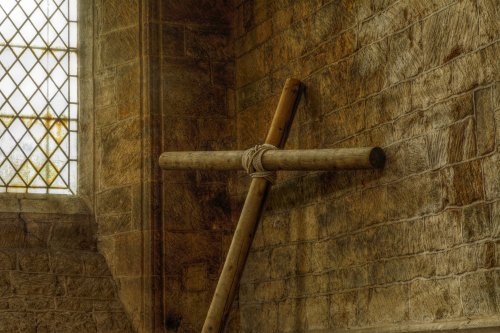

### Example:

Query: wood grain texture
xmin=159 ymin=147 xmax=385 ymax=170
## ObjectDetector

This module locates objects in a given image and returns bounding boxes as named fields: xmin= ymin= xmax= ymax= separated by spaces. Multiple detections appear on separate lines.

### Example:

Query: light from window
xmin=0 ymin=0 xmax=78 ymax=195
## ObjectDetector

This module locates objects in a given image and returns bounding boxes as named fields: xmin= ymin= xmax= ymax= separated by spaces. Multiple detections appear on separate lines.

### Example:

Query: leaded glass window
xmin=0 ymin=0 xmax=78 ymax=195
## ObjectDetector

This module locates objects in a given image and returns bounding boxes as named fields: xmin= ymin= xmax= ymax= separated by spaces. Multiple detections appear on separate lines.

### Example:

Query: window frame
xmin=0 ymin=0 xmax=93 ymax=209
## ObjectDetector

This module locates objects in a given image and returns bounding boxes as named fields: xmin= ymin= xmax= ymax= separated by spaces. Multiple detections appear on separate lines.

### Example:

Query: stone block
xmin=383 ymin=254 xmax=436 ymax=284
xmin=55 ymin=297 xmax=93 ymax=311
xmin=0 ymin=251 xmax=14 ymax=270
xmin=114 ymin=232 xmax=143 ymax=277
xmin=96 ymin=186 xmax=132 ymax=216
xmin=426 ymin=117 xmax=476 ymax=169
xmin=321 ymin=59 xmax=359 ymax=112
xmin=409 ymin=278 xmax=461 ymax=321
xmin=162 ymin=81 xmax=227 ymax=118
xmin=441 ymin=160 xmax=483 ymax=206
xmin=99 ymin=118 xmax=141 ymax=189
xmin=290 ymin=205 xmax=319 ymax=241
xmin=183 ymin=263 xmax=208 ymax=292
xmin=412 ymin=64 xmax=452 ymax=109
xmin=305 ymin=296 xmax=329 ymax=330
xmin=387 ymin=172 xmax=442 ymax=220
xmin=97 ymin=214 xmax=132 ymax=236
xmin=94 ymin=311 xmax=134 ymax=333
xmin=475 ymin=87 xmax=496 ymax=155
xmin=353 ymin=39 xmax=388 ymax=97
xmin=323 ymin=100 xmax=365 ymax=144
xmin=0 ymin=271 xmax=11 ymax=298
xmin=237 ymin=43 xmax=272 ymax=87
xmin=162 ymin=24 xmax=185 ymax=58
xmin=278 ymin=298 xmax=307 ymax=332
xmin=162 ymin=0 xmax=232 ymax=25
xmin=186 ymin=26 xmax=233 ymax=61
xmin=270 ymin=245 xmax=297 ymax=279
xmin=450 ymin=43 xmax=498 ymax=95
xmin=462 ymin=203 xmax=493 ymax=242
xmin=242 ymin=248 xmax=271 ymax=282
xmin=98 ymin=27 xmax=139 ymax=69
xmin=36 ymin=311 xmax=97 ymax=332
xmin=384 ymin=136 xmax=430 ymax=181
xmin=493 ymin=202 xmax=500 ymax=238
xmin=298 ymin=29 xmax=356 ymax=78
xmin=253 ymin=280 xmax=286 ymax=302
xmin=51 ymin=250 xmax=84 ymax=275
xmin=358 ymin=284 xmax=409 ymax=325
xmin=82 ymin=252 xmax=111 ymax=277
xmin=94 ymin=71 xmax=115 ymax=108
xmin=288 ymin=273 xmax=329 ymax=298
xmin=66 ymin=276 xmax=116 ymax=299
xmin=330 ymin=266 xmax=368 ymax=291
xmin=50 ymin=221 xmax=96 ymax=251
xmin=10 ymin=272 xmax=64 ymax=296
xmin=0 ymin=312 xmax=35 ymax=332
xmin=436 ymin=242 xmax=495 ymax=276
xmin=483 ymin=153 xmax=500 ymax=200
xmin=407 ymin=209 xmax=461 ymax=253
xmin=330 ymin=291 xmax=357 ymax=328
xmin=0 ymin=221 xmax=25 ymax=248
xmin=460 ymin=270 xmax=498 ymax=316
xmin=262 ymin=211 xmax=290 ymax=246
xmin=366 ymin=82 xmax=411 ymax=129
xmin=164 ymin=232 xmax=221 ymax=275
xmin=240 ymin=302 xmax=278 ymax=333
xmin=18 ymin=250 xmax=50 ymax=273
xmin=97 ymin=0 xmax=138 ymax=34
xmin=422 ymin=0 xmax=478 ymax=69
xmin=478 ymin=0 xmax=500 ymax=44
xmin=386 ymin=24 xmax=423 ymax=85
xmin=116 ymin=62 xmax=141 ymax=110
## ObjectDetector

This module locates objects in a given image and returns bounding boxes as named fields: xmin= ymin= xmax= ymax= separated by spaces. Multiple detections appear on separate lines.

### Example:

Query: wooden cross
xmin=159 ymin=78 xmax=385 ymax=333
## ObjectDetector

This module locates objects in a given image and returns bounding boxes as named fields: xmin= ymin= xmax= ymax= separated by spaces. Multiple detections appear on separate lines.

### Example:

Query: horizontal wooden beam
xmin=159 ymin=147 xmax=385 ymax=171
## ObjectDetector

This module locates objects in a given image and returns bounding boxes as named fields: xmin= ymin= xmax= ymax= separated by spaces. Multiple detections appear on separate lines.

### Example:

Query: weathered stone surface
xmin=98 ymin=28 xmax=139 ymax=69
xmin=386 ymin=24 xmax=423 ymax=85
xmin=10 ymin=272 xmax=64 ymax=297
xmin=94 ymin=311 xmax=134 ymax=333
xmin=478 ymin=0 xmax=500 ymax=44
xmin=99 ymin=118 xmax=141 ymax=189
xmin=441 ymin=160 xmax=484 ymax=206
xmin=18 ymin=250 xmax=50 ymax=273
xmin=409 ymin=278 xmax=461 ymax=321
xmin=483 ymin=153 xmax=500 ymax=200
xmin=66 ymin=276 xmax=116 ymax=299
xmin=97 ymin=0 xmax=138 ymax=34
xmin=460 ymin=270 xmax=498 ymax=316
xmin=162 ymin=0 xmax=232 ymax=25
xmin=96 ymin=186 xmax=132 ymax=216
xmin=475 ymin=87 xmax=496 ymax=155
xmin=387 ymin=172 xmax=443 ymax=220
xmin=407 ymin=209 xmax=461 ymax=254
xmin=422 ymin=0 xmax=478 ymax=69
xmin=358 ymin=284 xmax=409 ymax=325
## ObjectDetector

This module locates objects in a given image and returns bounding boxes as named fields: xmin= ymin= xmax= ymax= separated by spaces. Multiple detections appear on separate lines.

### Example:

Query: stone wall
xmin=0 ymin=196 xmax=133 ymax=332
xmin=160 ymin=1 xmax=237 ymax=332
xmin=231 ymin=0 xmax=500 ymax=332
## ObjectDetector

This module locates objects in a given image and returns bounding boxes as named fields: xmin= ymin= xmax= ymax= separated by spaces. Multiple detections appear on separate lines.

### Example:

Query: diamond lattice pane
xmin=0 ymin=0 xmax=77 ymax=194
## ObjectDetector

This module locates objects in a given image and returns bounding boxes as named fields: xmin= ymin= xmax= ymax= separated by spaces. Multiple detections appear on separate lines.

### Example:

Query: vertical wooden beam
xmin=202 ymin=78 xmax=303 ymax=332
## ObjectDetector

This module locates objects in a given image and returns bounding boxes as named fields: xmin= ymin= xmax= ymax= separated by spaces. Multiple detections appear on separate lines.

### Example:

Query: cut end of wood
xmin=369 ymin=147 xmax=386 ymax=169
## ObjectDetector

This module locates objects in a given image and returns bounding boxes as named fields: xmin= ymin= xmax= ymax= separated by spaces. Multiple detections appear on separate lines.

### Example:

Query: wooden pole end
xmin=369 ymin=147 xmax=386 ymax=169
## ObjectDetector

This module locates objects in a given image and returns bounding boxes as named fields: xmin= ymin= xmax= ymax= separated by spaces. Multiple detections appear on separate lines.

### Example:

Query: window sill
xmin=0 ymin=193 xmax=91 ymax=215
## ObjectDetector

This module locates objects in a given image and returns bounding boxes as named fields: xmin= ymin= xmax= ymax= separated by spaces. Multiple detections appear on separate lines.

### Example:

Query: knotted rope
xmin=242 ymin=144 xmax=278 ymax=183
